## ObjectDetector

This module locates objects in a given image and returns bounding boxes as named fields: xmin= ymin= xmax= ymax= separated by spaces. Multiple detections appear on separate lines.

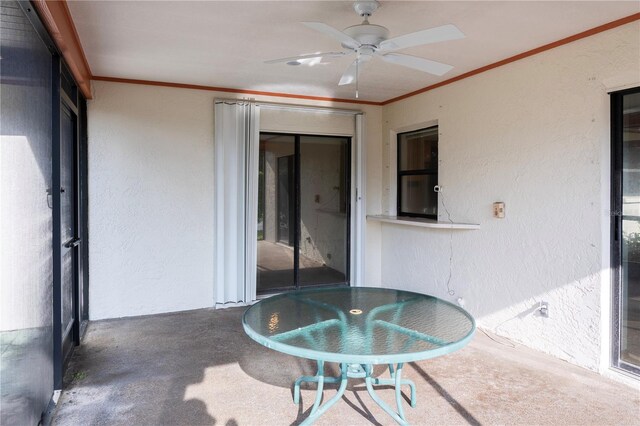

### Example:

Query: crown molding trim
xmin=381 ymin=13 xmax=640 ymax=105
xmin=32 ymin=0 xmax=93 ymax=99
xmin=91 ymin=76 xmax=384 ymax=106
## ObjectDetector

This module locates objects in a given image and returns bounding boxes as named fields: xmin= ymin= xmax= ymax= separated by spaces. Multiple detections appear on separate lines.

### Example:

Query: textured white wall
xmin=261 ymin=108 xmax=355 ymax=136
xmin=88 ymin=81 xmax=382 ymax=320
xmin=379 ymin=23 xmax=640 ymax=371
xmin=88 ymin=83 xmax=216 ymax=319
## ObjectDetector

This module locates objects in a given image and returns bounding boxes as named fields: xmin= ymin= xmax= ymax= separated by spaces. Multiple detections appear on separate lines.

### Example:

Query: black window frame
xmin=397 ymin=125 xmax=439 ymax=220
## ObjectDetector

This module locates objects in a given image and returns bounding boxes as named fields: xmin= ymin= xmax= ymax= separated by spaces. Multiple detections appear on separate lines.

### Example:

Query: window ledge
xmin=367 ymin=215 xmax=480 ymax=230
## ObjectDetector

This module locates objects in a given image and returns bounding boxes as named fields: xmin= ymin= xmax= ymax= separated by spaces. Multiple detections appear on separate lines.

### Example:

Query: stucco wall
xmin=379 ymin=22 xmax=640 ymax=371
xmin=87 ymin=81 xmax=382 ymax=320
xmin=87 ymin=82 xmax=216 ymax=319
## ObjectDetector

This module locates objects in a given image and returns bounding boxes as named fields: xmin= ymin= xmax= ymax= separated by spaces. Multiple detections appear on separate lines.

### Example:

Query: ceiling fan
xmin=265 ymin=0 xmax=465 ymax=97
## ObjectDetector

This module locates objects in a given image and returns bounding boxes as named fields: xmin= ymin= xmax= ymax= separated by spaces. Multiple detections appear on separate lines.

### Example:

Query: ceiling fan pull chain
xmin=355 ymin=56 xmax=359 ymax=98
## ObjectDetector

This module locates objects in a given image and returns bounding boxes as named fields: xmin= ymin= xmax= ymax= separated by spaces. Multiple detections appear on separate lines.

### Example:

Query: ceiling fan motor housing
xmin=353 ymin=0 xmax=380 ymax=17
xmin=342 ymin=23 xmax=389 ymax=48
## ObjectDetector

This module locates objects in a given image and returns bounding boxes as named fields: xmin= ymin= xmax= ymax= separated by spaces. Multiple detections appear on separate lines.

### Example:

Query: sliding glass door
xmin=257 ymin=133 xmax=351 ymax=293
xmin=258 ymin=134 xmax=295 ymax=289
xmin=59 ymin=98 xmax=81 ymax=366
xmin=1 ymin=2 xmax=88 ymax=421
xmin=298 ymin=136 xmax=350 ymax=287
xmin=0 ymin=3 xmax=54 ymax=422
xmin=612 ymin=86 xmax=640 ymax=376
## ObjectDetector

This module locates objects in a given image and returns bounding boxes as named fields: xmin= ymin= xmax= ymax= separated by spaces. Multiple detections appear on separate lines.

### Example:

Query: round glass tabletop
xmin=243 ymin=287 xmax=476 ymax=364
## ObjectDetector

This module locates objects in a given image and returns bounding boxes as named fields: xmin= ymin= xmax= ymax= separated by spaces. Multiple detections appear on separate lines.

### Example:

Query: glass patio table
xmin=243 ymin=287 xmax=475 ymax=425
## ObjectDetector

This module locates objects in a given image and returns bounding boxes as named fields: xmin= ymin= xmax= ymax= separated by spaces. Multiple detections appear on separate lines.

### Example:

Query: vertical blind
xmin=213 ymin=100 xmax=365 ymax=306
xmin=213 ymin=101 xmax=260 ymax=306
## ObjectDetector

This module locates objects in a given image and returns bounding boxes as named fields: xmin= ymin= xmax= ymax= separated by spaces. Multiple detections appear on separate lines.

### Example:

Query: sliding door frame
xmin=610 ymin=85 xmax=640 ymax=376
xmin=294 ymin=134 xmax=301 ymax=288
xmin=58 ymin=70 xmax=83 ymax=379
xmin=258 ymin=132 xmax=352 ymax=293
xmin=18 ymin=1 xmax=89 ymax=390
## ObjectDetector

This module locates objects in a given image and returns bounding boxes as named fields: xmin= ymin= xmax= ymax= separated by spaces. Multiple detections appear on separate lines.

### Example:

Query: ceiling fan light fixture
xmin=357 ymin=47 xmax=375 ymax=59
xmin=343 ymin=23 xmax=389 ymax=47
xmin=286 ymin=60 xmax=302 ymax=66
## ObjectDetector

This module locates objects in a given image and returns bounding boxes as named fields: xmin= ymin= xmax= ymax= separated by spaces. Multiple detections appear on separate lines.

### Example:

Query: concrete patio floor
xmin=52 ymin=307 xmax=639 ymax=426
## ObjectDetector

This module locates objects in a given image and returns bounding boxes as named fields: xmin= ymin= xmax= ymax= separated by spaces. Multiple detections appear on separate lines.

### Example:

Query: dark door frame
xmin=610 ymin=85 xmax=640 ymax=376
xmin=53 ymin=62 xmax=84 ymax=389
xmin=17 ymin=0 xmax=90 ymax=397
xmin=59 ymin=91 xmax=81 ymax=370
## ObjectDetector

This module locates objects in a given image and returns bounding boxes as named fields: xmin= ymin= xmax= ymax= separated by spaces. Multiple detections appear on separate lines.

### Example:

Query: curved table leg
xmin=365 ymin=363 xmax=418 ymax=425
xmin=394 ymin=363 xmax=406 ymax=420
xmin=300 ymin=363 xmax=348 ymax=426
xmin=294 ymin=360 xmax=343 ymax=405
xmin=310 ymin=361 xmax=325 ymax=415
xmin=374 ymin=364 xmax=417 ymax=408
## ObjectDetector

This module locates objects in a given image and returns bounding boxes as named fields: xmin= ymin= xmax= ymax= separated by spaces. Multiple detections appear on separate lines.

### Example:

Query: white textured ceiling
xmin=67 ymin=1 xmax=639 ymax=102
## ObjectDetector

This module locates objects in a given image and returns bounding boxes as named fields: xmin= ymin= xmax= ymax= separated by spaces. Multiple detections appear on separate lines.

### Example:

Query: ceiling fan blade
xmin=265 ymin=51 xmax=347 ymax=64
xmin=302 ymin=22 xmax=360 ymax=49
xmin=379 ymin=24 xmax=465 ymax=52
xmin=380 ymin=53 xmax=453 ymax=76
xmin=339 ymin=60 xmax=358 ymax=86
xmin=338 ymin=58 xmax=371 ymax=86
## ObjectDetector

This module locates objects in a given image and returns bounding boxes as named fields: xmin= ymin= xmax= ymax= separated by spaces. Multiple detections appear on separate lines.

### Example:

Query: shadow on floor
xmin=409 ymin=362 xmax=482 ymax=426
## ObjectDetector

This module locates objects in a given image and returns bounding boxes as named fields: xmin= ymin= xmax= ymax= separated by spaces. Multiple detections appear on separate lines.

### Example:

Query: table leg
xmin=293 ymin=359 xmax=342 ymax=405
xmin=373 ymin=363 xmax=417 ymax=408
xmin=394 ymin=363 xmax=406 ymax=420
xmin=299 ymin=363 xmax=348 ymax=426
xmin=310 ymin=361 xmax=325 ymax=415
xmin=366 ymin=363 xmax=419 ymax=425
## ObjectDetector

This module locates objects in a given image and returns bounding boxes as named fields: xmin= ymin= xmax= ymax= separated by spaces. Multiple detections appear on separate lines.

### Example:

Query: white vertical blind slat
xmin=213 ymin=101 xmax=259 ymax=307
xmin=245 ymin=107 xmax=260 ymax=303
xmin=353 ymin=114 xmax=366 ymax=287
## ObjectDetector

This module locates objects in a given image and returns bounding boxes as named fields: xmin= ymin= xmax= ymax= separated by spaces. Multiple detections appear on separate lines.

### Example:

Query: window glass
xmin=400 ymin=175 xmax=438 ymax=216
xmin=619 ymin=91 xmax=640 ymax=370
xmin=399 ymin=127 xmax=438 ymax=171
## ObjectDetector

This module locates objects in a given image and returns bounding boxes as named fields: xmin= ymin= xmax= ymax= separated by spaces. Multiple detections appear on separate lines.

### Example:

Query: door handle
xmin=64 ymin=237 xmax=81 ymax=248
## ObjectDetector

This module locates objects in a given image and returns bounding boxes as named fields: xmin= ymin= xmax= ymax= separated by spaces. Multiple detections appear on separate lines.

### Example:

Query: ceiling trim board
xmin=381 ymin=12 xmax=640 ymax=105
xmin=91 ymin=76 xmax=384 ymax=106
xmin=32 ymin=0 xmax=93 ymax=99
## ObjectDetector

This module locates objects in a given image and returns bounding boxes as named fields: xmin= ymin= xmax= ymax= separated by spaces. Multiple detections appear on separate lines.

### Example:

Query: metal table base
xmin=295 ymin=360 xmax=417 ymax=425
